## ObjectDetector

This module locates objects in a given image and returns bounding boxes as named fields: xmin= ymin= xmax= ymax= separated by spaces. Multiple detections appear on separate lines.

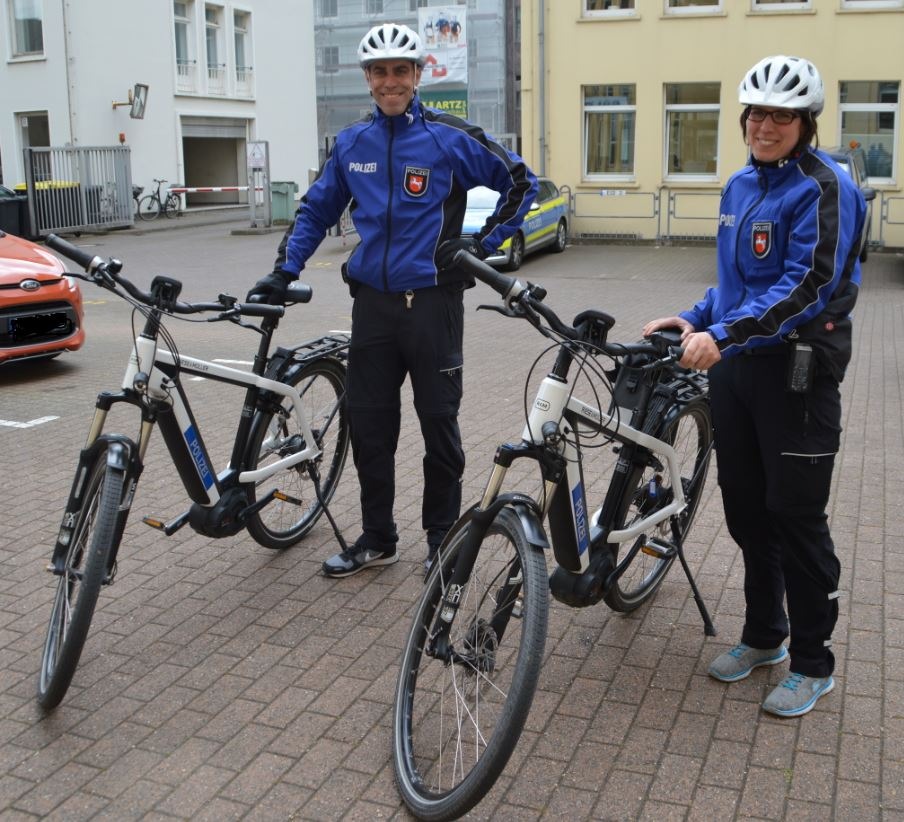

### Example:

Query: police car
xmin=463 ymin=177 xmax=568 ymax=271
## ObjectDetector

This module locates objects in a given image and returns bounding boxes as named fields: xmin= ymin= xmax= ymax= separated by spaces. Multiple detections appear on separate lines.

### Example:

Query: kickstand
xmin=671 ymin=517 xmax=716 ymax=636
xmin=308 ymin=463 xmax=348 ymax=553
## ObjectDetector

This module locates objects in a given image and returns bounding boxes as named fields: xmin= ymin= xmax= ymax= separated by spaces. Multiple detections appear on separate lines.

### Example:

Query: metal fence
xmin=22 ymin=145 xmax=133 ymax=237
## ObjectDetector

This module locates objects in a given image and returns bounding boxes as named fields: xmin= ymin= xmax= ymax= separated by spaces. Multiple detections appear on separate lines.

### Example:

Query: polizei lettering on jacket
xmin=348 ymin=161 xmax=377 ymax=173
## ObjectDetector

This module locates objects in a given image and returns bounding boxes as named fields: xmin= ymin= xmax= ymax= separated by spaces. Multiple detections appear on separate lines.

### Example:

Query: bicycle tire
xmin=393 ymin=506 xmax=549 ymax=821
xmin=604 ymin=397 xmax=713 ymax=612
xmin=37 ymin=453 xmax=124 ymax=710
xmin=244 ymin=358 xmax=349 ymax=549
xmin=163 ymin=193 xmax=181 ymax=218
xmin=137 ymin=194 xmax=160 ymax=221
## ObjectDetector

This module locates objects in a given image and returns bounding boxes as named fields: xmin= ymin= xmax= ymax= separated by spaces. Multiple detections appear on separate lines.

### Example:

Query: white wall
xmin=0 ymin=0 xmax=317 ymax=198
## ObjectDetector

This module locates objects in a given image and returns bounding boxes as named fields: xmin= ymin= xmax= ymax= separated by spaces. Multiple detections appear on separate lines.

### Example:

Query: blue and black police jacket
xmin=274 ymin=96 xmax=538 ymax=293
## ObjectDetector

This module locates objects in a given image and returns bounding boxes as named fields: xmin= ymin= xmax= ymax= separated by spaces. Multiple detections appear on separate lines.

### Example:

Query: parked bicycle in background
xmin=136 ymin=178 xmax=182 ymax=221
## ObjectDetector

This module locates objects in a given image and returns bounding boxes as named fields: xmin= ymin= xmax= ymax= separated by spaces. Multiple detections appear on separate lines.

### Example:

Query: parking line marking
xmin=0 ymin=415 xmax=60 ymax=429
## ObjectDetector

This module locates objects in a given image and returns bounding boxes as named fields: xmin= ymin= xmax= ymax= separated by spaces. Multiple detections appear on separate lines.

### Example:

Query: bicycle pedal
xmin=142 ymin=513 xmax=189 ymax=535
xmin=142 ymin=516 xmax=166 ymax=530
xmin=273 ymin=490 xmax=302 ymax=506
xmin=640 ymin=539 xmax=675 ymax=560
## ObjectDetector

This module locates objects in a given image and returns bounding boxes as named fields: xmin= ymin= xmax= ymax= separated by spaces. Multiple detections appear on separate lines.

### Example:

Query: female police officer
xmin=644 ymin=55 xmax=866 ymax=717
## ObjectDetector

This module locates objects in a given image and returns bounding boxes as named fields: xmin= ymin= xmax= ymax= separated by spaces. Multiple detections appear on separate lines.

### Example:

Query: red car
xmin=0 ymin=230 xmax=84 ymax=364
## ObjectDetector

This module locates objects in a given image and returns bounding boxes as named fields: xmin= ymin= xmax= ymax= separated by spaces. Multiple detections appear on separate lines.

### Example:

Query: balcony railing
xmin=176 ymin=58 xmax=197 ymax=93
xmin=207 ymin=63 xmax=226 ymax=95
xmin=236 ymin=65 xmax=254 ymax=97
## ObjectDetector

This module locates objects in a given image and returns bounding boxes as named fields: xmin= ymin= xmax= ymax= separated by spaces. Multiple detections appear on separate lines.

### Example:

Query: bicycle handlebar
xmin=453 ymin=249 xmax=685 ymax=365
xmin=45 ymin=233 xmax=288 ymax=320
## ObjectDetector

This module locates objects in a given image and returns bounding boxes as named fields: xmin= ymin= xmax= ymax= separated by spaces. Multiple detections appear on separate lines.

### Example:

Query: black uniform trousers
xmin=708 ymin=348 xmax=842 ymax=678
xmin=345 ymin=283 xmax=465 ymax=551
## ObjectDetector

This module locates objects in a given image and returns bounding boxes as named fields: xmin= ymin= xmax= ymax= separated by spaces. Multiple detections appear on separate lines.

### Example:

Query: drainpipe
xmin=537 ymin=0 xmax=546 ymax=175
xmin=61 ymin=0 xmax=77 ymax=143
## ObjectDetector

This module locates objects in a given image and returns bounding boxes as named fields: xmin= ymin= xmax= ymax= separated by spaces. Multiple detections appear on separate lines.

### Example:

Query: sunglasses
xmin=747 ymin=108 xmax=800 ymax=125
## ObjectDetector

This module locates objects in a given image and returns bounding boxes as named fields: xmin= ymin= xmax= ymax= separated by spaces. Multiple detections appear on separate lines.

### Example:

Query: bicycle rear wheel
xmin=604 ymin=398 xmax=713 ymax=613
xmin=163 ymin=192 xmax=181 ymax=218
xmin=137 ymin=194 xmax=160 ymax=220
xmin=393 ymin=506 xmax=549 ymax=821
xmin=37 ymin=452 xmax=124 ymax=710
xmin=244 ymin=358 xmax=349 ymax=549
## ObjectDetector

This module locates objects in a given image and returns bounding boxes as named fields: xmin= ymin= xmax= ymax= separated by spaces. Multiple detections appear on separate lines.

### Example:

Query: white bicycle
xmin=36 ymin=234 xmax=351 ymax=710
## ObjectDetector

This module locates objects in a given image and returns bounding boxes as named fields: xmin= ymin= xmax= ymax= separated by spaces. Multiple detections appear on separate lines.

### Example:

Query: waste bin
xmin=270 ymin=181 xmax=298 ymax=224
xmin=0 ymin=194 xmax=27 ymax=235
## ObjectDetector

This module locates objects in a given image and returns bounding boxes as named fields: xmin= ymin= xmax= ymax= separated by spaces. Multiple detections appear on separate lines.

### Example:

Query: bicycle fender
xmin=506 ymin=498 xmax=550 ymax=551
xmin=50 ymin=435 xmax=142 ymax=572
xmin=449 ymin=495 xmax=549 ymax=552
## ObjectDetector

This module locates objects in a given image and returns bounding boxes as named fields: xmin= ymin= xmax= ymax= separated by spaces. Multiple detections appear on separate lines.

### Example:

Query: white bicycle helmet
xmin=358 ymin=23 xmax=425 ymax=67
xmin=738 ymin=55 xmax=824 ymax=116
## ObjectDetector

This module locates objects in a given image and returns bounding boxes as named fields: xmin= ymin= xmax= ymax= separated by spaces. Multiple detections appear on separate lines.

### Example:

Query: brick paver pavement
xmin=1 ymin=215 xmax=902 ymax=820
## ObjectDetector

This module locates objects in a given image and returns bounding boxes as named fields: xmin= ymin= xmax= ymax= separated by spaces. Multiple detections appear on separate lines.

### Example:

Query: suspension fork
xmin=428 ymin=442 xmax=554 ymax=662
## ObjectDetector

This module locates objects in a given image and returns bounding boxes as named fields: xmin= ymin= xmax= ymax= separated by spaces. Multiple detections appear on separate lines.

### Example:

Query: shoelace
xmin=728 ymin=643 xmax=750 ymax=659
xmin=780 ymin=672 xmax=806 ymax=691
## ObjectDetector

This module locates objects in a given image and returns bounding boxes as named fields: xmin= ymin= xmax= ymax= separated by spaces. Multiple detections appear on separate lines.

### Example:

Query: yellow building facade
xmin=520 ymin=0 xmax=904 ymax=249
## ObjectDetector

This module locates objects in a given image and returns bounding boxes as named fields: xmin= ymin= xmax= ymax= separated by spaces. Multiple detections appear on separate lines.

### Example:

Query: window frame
xmin=664 ymin=0 xmax=723 ymax=15
xmin=8 ymin=0 xmax=44 ymax=58
xmin=839 ymin=81 xmax=899 ymax=183
xmin=582 ymin=0 xmax=638 ymax=17
xmin=364 ymin=0 xmax=384 ymax=16
xmin=840 ymin=0 xmax=903 ymax=9
xmin=318 ymin=0 xmax=338 ymax=17
xmin=749 ymin=0 xmax=812 ymax=10
xmin=318 ymin=44 xmax=339 ymax=73
xmin=663 ymin=82 xmax=721 ymax=182
xmin=582 ymin=84 xmax=637 ymax=181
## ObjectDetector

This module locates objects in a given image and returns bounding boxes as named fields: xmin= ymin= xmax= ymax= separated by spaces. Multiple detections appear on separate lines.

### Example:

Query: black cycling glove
xmin=437 ymin=235 xmax=487 ymax=271
xmin=246 ymin=270 xmax=293 ymax=304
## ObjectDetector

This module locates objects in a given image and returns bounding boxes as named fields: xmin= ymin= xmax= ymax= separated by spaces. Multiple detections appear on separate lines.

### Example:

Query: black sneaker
xmin=322 ymin=539 xmax=399 ymax=578
xmin=424 ymin=544 xmax=440 ymax=579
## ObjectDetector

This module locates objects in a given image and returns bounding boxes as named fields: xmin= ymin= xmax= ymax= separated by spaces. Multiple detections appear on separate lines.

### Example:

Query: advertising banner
xmin=419 ymin=89 xmax=468 ymax=118
xmin=417 ymin=6 xmax=468 ymax=87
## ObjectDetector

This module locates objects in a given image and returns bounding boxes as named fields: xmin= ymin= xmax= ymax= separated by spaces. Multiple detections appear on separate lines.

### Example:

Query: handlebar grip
xmin=452 ymin=250 xmax=521 ymax=302
xmin=237 ymin=302 xmax=285 ymax=318
xmin=45 ymin=234 xmax=103 ymax=273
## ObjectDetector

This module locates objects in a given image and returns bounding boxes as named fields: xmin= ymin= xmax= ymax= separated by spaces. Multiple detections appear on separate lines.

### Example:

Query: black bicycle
xmin=392 ymin=251 xmax=715 ymax=820
xmin=36 ymin=234 xmax=351 ymax=710
xmin=136 ymin=178 xmax=182 ymax=220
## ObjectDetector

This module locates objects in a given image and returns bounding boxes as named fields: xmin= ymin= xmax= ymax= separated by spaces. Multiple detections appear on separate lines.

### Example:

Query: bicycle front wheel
xmin=37 ymin=453 xmax=124 ymax=710
xmin=163 ymin=193 xmax=181 ymax=218
xmin=604 ymin=397 xmax=713 ymax=612
xmin=244 ymin=358 xmax=349 ymax=549
xmin=137 ymin=195 xmax=160 ymax=220
xmin=393 ymin=506 xmax=549 ymax=821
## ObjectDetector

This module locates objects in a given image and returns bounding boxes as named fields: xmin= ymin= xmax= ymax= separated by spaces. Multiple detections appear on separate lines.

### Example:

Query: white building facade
xmin=0 ymin=0 xmax=318 ymax=208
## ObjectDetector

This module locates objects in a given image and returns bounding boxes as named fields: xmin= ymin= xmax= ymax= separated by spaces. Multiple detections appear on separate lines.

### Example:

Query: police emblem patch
xmin=403 ymin=166 xmax=430 ymax=197
xmin=751 ymin=221 xmax=773 ymax=259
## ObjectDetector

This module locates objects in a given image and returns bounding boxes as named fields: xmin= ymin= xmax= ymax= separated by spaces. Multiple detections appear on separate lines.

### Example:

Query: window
xmin=319 ymin=45 xmax=339 ymax=73
xmin=751 ymin=0 xmax=811 ymax=8
xmin=234 ymin=10 xmax=253 ymax=92
xmin=840 ymin=81 xmax=898 ymax=180
xmin=318 ymin=0 xmax=337 ymax=17
xmin=583 ymin=84 xmax=636 ymax=178
xmin=409 ymin=0 xmax=428 ymax=9
xmin=174 ymin=1 xmax=196 ymax=91
xmin=584 ymin=0 xmax=636 ymax=14
xmin=666 ymin=0 xmax=722 ymax=12
xmin=841 ymin=0 xmax=903 ymax=8
xmin=9 ymin=0 xmax=43 ymax=56
xmin=665 ymin=83 xmax=720 ymax=177
xmin=205 ymin=5 xmax=225 ymax=92
xmin=365 ymin=0 xmax=384 ymax=15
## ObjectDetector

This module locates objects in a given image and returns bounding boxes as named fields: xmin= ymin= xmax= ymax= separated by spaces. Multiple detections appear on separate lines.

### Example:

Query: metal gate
xmin=22 ymin=146 xmax=133 ymax=236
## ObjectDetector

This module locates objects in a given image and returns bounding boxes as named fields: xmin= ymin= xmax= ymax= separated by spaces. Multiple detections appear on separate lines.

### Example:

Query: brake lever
xmin=476 ymin=303 xmax=520 ymax=318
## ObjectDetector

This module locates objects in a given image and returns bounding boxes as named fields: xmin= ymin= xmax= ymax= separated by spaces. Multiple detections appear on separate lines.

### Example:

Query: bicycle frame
xmin=80 ymin=331 xmax=346 ymax=509
xmin=475 ymin=370 xmax=689 ymax=576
